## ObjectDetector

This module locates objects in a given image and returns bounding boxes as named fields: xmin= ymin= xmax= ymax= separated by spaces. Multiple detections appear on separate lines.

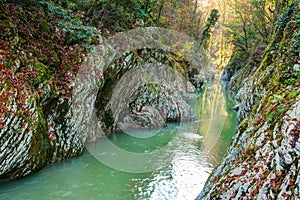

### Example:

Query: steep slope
xmin=198 ymin=1 xmax=300 ymax=199
xmin=0 ymin=0 xmax=87 ymax=181
xmin=0 ymin=1 xmax=211 ymax=182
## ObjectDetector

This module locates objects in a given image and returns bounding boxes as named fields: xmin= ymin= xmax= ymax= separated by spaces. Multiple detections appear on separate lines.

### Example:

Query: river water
xmin=0 ymin=81 xmax=236 ymax=200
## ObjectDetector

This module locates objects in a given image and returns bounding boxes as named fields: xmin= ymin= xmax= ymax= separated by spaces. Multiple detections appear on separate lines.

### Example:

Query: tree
xmin=200 ymin=9 xmax=220 ymax=49
xmin=224 ymin=0 xmax=278 ymax=55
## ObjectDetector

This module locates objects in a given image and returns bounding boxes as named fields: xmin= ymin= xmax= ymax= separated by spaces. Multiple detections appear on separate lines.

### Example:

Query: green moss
xmin=28 ymin=103 xmax=51 ymax=171
xmin=238 ymin=118 xmax=249 ymax=133
xmin=39 ymin=19 xmax=49 ymax=32
xmin=34 ymin=62 xmax=51 ymax=86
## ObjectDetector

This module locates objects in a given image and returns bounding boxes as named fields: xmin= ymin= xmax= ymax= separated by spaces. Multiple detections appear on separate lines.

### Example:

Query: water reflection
xmin=0 ymin=81 xmax=236 ymax=200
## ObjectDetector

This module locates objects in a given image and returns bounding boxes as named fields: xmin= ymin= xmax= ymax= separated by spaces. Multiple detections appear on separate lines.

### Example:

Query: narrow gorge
xmin=0 ymin=0 xmax=299 ymax=199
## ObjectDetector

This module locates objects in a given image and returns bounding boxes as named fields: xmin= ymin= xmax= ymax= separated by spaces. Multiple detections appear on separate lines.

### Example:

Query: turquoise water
xmin=0 ymin=83 xmax=236 ymax=200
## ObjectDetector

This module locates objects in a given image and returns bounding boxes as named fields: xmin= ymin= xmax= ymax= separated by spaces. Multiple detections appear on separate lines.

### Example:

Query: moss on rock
xmin=199 ymin=1 xmax=300 ymax=199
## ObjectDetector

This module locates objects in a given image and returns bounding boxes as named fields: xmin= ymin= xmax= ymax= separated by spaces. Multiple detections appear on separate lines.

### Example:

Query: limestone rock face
xmin=198 ymin=101 xmax=300 ymax=199
xmin=46 ymin=97 xmax=84 ymax=161
xmin=1 ymin=26 xmax=213 ymax=181
xmin=199 ymin=3 xmax=300 ymax=199
xmin=108 ymin=64 xmax=195 ymax=131
xmin=74 ymin=28 xmax=213 ymax=141
xmin=92 ymin=50 xmax=199 ymax=135
xmin=0 ymin=94 xmax=50 ymax=181
xmin=0 ymin=85 xmax=84 ymax=181
xmin=0 ymin=1 xmax=86 ymax=181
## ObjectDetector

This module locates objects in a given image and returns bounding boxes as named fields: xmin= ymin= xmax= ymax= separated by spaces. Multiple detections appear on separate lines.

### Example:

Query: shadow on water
xmin=0 ymin=80 xmax=236 ymax=200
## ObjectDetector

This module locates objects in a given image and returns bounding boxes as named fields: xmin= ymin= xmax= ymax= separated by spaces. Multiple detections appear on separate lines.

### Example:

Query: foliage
xmin=54 ymin=0 xmax=214 ymax=40
xmin=0 ymin=0 xmax=223 ymax=139
xmin=223 ymin=0 xmax=294 ymax=57
xmin=0 ymin=0 xmax=86 ymax=134
xmin=203 ymin=2 xmax=300 ymax=198
xmin=200 ymin=9 xmax=220 ymax=49
xmin=39 ymin=0 xmax=101 ymax=46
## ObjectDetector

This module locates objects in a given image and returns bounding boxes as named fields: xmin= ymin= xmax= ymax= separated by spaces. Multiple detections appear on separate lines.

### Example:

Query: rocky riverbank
xmin=198 ymin=1 xmax=300 ymax=199
xmin=0 ymin=1 xmax=89 ymax=181
xmin=0 ymin=1 xmax=212 ymax=182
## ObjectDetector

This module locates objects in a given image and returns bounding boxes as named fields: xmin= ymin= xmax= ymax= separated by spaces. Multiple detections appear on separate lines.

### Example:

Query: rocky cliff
xmin=0 ymin=1 xmax=89 ymax=181
xmin=72 ymin=27 xmax=213 ymax=142
xmin=198 ymin=1 xmax=300 ymax=199
xmin=0 ymin=1 xmax=211 ymax=181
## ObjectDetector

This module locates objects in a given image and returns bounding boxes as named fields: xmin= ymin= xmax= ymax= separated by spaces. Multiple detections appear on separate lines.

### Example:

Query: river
xmin=0 ymin=80 xmax=236 ymax=200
